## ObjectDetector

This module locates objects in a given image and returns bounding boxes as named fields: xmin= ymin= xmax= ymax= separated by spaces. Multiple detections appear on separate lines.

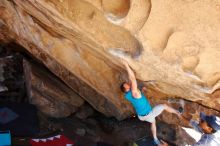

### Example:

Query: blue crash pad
xmin=0 ymin=130 xmax=11 ymax=146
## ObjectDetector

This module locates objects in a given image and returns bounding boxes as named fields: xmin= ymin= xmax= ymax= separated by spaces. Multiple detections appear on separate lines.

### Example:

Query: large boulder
xmin=0 ymin=0 xmax=220 ymax=121
xmin=23 ymin=59 xmax=84 ymax=118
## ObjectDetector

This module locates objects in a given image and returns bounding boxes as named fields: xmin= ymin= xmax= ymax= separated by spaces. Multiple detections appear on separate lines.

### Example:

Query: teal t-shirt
xmin=125 ymin=90 xmax=152 ymax=116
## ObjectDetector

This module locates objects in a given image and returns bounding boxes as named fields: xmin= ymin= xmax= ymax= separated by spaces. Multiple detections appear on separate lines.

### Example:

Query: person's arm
xmin=121 ymin=59 xmax=141 ymax=98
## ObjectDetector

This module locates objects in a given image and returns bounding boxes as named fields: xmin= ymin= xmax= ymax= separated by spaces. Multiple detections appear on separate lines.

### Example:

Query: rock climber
xmin=120 ymin=58 xmax=182 ymax=146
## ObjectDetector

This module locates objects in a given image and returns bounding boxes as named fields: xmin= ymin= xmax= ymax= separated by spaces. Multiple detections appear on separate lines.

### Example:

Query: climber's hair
xmin=210 ymin=127 xmax=217 ymax=133
xmin=207 ymin=123 xmax=217 ymax=133
xmin=120 ymin=82 xmax=127 ymax=93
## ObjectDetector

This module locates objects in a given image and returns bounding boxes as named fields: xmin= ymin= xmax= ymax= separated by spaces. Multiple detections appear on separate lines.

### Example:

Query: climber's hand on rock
xmin=159 ymin=140 xmax=169 ymax=146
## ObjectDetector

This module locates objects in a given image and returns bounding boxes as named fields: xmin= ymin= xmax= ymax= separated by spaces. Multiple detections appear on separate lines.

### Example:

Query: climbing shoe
xmin=153 ymin=138 xmax=161 ymax=145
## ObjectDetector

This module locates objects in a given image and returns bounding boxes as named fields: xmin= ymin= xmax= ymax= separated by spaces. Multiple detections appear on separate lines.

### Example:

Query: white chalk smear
xmin=104 ymin=13 xmax=125 ymax=25
xmin=108 ymin=48 xmax=129 ymax=58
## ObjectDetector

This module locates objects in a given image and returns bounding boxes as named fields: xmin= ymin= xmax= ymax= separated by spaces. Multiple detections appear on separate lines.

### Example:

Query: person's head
xmin=120 ymin=82 xmax=131 ymax=93
xmin=199 ymin=112 xmax=220 ymax=134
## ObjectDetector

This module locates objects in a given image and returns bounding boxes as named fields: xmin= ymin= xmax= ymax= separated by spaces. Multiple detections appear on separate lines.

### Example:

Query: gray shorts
xmin=138 ymin=104 xmax=165 ymax=123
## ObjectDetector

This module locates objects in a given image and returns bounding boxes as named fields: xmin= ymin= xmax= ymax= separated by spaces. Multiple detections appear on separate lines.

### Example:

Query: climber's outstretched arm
xmin=121 ymin=59 xmax=141 ymax=98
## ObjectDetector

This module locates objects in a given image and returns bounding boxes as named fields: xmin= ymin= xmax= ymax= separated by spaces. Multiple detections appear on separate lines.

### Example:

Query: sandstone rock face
xmin=23 ymin=59 xmax=84 ymax=118
xmin=0 ymin=0 xmax=220 ymax=120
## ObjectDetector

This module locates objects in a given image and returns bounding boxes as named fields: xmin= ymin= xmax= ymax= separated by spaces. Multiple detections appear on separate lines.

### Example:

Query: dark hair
xmin=207 ymin=123 xmax=217 ymax=133
xmin=120 ymin=82 xmax=127 ymax=93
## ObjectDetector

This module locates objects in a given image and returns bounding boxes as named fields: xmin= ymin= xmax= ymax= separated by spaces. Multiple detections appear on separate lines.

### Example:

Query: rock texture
xmin=0 ymin=45 xmax=25 ymax=102
xmin=0 ymin=0 xmax=220 ymax=121
xmin=23 ymin=59 xmax=84 ymax=118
